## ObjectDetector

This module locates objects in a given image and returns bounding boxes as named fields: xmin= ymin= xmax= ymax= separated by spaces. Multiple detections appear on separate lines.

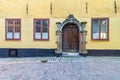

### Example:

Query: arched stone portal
xmin=55 ymin=14 xmax=87 ymax=55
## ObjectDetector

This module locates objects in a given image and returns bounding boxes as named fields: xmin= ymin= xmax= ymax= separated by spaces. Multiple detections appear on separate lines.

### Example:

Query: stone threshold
xmin=62 ymin=52 xmax=80 ymax=57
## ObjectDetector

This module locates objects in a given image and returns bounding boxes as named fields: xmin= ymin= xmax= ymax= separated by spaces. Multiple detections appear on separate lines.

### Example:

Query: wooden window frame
xmin=91 ymin=18 xmax=109 ymax=41
xmin=5 ymin=19 xmax=21 ymax=40
xmin=33 ymin=18 xmax=50 ymax=41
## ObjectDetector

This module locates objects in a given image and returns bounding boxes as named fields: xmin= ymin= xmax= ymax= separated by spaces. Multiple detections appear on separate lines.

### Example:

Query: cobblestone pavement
xmin=0 ymin=57 xmax=120 ymax=80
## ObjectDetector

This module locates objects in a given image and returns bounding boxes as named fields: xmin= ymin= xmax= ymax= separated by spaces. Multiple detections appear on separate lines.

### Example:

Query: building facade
xmin=0 ymin=0 xmax=120 ymax=57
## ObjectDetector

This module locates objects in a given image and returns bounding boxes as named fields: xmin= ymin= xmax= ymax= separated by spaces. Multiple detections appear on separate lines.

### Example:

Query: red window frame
xmin=33 ymin=19 xmax=50 ymax=40
xmin=91 ymin=18 xmax=109 ymax=41
xmin=5 ymin=19 xmax=21 ymax=40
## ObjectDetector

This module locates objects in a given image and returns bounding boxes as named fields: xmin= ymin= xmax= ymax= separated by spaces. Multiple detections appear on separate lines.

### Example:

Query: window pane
xmin=92 ymin=19 xmax=99 ymax=39
xmin=35 ymin=20 xmax=40 ymax=32
xmin=42 ymin=20 xmax=48 ymax=32
xmin=100 ymin=20 xmax=107 ymax=39
xmin=14 ymin=32 xmax=20 ymax=39
xmin=42 ymin=32 xmax=48 ymax=39
xmin=6 ymin=20 xmax=13 ymax=32
xmin=14 ymin=20 xmax=20 ymax=32
xmin=8 ymin=26 xmax=13 ymax=32
xmin=7 ymin=32 xmax=12 ymax=39
xmin=41 ymin=20 xmax=48 ymax=39
xmin=35 ymin=33 xmax=41 ymax=39
xmin=15 ymin=26 xmax=20 ymax=32
xmin=6 ymin=20 xmax=13 ymax=39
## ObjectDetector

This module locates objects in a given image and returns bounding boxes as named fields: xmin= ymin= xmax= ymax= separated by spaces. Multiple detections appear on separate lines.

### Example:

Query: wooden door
xmin=62 ymin=24 xmax=79 ymax=52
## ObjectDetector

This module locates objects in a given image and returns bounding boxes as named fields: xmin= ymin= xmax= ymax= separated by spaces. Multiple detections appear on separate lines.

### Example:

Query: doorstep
xmin=62 ymin=52 xmax=80 ymax=57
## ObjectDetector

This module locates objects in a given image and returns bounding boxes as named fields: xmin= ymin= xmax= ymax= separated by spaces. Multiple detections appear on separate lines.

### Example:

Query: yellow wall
xmin=86 ymin=17 xmax=120 ymax=49
xmin=0 ymin=0 xmax=120 ymax=49
xmin=51 ymin=0 xmax=120 ymax=18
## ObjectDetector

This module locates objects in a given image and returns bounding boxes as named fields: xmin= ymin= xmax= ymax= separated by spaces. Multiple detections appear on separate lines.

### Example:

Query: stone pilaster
xmin=79 ymin=31 xmax=88 ymax=54
xmin=55 ymin=31 xmax=62 ymax=54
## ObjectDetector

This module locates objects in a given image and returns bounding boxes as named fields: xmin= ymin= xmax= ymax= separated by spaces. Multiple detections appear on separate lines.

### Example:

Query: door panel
xmin=62 ymin=24 xmax=79 ymax=52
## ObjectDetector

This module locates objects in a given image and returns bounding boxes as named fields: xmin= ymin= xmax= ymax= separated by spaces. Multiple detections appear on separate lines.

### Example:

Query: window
xmin=91 ymin=18 xmax=109 ymax=40
xmin=6 ymin=19 xmax=21 ymax=40
xmin=34 ymin=19 xmax=49 ymax=40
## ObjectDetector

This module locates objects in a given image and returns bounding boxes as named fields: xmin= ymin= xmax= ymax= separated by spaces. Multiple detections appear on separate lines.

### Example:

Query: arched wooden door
xmin=62 ymin=24 xmax=79 ymax=52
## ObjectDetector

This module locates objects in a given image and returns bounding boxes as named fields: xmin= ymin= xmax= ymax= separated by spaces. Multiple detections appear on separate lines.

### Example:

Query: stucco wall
xmin=0 ymin=0 xmax=120 ymax=49
xmin=86 ymin=17 xmax=120 ymax=49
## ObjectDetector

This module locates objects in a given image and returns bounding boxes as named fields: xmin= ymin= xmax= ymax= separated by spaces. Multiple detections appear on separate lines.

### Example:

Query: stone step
xmin=62 ymin=52 xmax=80 ymax=57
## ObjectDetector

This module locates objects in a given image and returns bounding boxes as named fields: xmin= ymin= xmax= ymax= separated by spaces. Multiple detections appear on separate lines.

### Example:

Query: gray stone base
xmin=62 ymin=52 xmax=80 ymax=57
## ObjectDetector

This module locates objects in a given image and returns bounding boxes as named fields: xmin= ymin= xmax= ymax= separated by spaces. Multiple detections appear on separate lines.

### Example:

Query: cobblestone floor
xmin=0 ymin=57 xmax=120 ymax=80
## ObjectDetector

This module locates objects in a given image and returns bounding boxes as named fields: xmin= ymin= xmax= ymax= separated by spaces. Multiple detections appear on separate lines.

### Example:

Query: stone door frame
xmin=55 ymin=14 xmax=87 ymax=55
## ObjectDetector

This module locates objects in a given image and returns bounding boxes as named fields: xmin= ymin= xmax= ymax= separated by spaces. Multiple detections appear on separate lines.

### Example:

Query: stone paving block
xmin=0 ymin=57 xmax=120 ymax=80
